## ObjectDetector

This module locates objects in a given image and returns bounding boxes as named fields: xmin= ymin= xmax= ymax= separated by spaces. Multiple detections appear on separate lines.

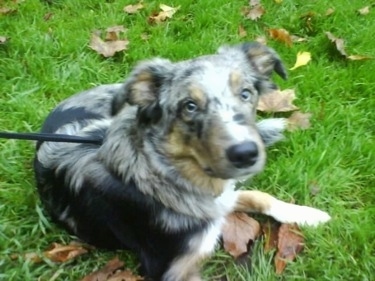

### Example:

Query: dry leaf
xmin=358 ymin=6 xmax=370 ymax=15
xmin=89 ymin=33 xmax=129 ymax=57
xmin=124 ymin=2 xmax=144 ymax=14
xmin=238 ymin=25 xmax=247 ymax=38
xmin=262 ymin=221 xmax=280 ymax=252
xmin=81 ymin=257 xmax=125 ymax=281
xmin=105 ymin=26 xmax=127 ymax=41
xmin=249 ymin=0 xmax=261 ymax=6
xmin=289 ymin=51 xmax=311 ymax=70
xmin=255 ymin=35 xmax=267 ymax=45
xmin=222 ymin=212 xmax=261 ymax=258
xmin=325 ymin=32 xmax=347 ymax=56
xmin=44 ymin=242 xmax=89 ymax=263
xmin=268 ymin=28 xmax=292 ymax=46
xmin=0 ymin=36 xmax=7 ymax=44
xmin=325 ymin=8 xmax=335 ymax=16
xmin=0 ymin=7 xmax=16 ymax=15
xmin=149 ymin=4 xmax=180 ymax=24
xmin=347 ymin=54 xmax=374 ymax=61
xmin=246 ymin=5 xmax=265 ymax=21
xmin=291 ymin=35 xmax=308 ymax=43
xmin=257 ymin=89 xmax=298 ymax=113
xmin=108 ymin=270 xmax=144 ymax=281
xmin=287 ymin=111 xmax=312 ymax=131
xmin=275 ymin=224 xmax=304 ymax=274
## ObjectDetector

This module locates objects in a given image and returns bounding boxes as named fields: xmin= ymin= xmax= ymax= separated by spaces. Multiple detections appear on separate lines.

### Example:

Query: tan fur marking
xmin=130 ymin=72 xmax=156 ymax=106
xmin=234 ymin=190 xmax=274 ymax=213
xmin=229 ymin=70 xmax=242 ymax=94
xmin=189 ymin=85 xmax=207 ymax=108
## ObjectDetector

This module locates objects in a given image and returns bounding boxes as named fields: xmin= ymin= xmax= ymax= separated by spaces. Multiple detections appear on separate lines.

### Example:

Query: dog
xmin=34 ymin=42 xmax=330 ymax=281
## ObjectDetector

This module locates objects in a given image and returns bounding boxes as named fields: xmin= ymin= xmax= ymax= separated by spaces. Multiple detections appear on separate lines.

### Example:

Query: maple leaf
xmin=105 ymin=25 xmax=127 ymax=41
xmin=274 ymin=224 xmax=304 ymax=274
xmin=107 ymin=270 xmax=144 ymax=281
xmin=238 ymin=25 xmax=247 ymax=38
xmin=0 ymin=36 xmax=7 ymax=44
xmin=81 ymin=257 xmax=125 ymax=281
xmin=44 ymin=242 xmax=89 ymax=263
xmin=257 ymin=89 xmax=299 ymax=113
xmin=246 ymin=5 xmax=265 ymax=21
xmin=358 ymin=6 xmax=370 ymax=15
xmin=149 ymin=4 xmax=180 ymax=24
xmin=89 ymin=32 xmax=129 ymax=58
xmin=287 ymin=111 xmax=312 ymax=131
xmin=268 ymin=28 xmax=292 ymax=46
xmin=222 ymin=212 xmax=261 ymax=259
xmin=124 ymin=2 xmax=144 ymax=14
xmin=289 ymin=51 xmax=311 ymax=70
xmin=325 ymin=32 xmax=347 ymax=57
xmin=262 ymin=220 xmax=280 ymax=252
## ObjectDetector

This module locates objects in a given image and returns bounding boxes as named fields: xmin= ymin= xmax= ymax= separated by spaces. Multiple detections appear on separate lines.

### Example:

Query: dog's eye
xmin=184 ymin=101 xmax=198 ymax=113
xmin=240 ymin=89 xmax=252 ymax=101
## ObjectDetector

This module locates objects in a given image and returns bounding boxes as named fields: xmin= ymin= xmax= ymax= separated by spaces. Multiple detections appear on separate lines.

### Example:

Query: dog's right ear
xmin=112 ymin=58 xmax=174 ymax=123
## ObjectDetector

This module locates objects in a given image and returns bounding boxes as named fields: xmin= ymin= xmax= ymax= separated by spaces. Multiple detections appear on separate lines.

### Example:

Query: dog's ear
xmin=112 ymin=58 xmax=174 ymax=124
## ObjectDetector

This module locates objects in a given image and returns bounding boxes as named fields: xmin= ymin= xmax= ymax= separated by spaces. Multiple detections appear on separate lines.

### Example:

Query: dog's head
xmin=113 ymin=42 xmax=286 ymax=181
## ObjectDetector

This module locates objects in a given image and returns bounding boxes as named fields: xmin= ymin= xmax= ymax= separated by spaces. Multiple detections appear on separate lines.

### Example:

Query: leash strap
xmin=0 ymin=132 xmax=103 ymax=145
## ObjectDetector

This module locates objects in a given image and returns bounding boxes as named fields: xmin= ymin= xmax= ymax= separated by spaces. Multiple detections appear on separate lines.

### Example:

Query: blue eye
xmin=185 ymin=101 xmax=198 ymax=113
xmin=240 ymin=89 xmax=252 ymax=101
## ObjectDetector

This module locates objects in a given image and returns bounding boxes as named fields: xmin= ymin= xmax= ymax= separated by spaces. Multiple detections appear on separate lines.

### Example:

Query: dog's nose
xmin=226 ymin=141 xmax=259 ymax=168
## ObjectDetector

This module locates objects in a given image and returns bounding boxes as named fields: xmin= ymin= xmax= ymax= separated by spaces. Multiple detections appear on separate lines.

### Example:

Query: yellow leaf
xmin=289 ymin=51 xmax=311 ymax=70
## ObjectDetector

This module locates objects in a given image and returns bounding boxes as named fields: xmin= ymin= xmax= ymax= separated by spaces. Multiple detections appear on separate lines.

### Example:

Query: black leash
xmin=0 ymin=132 xmax=103 ymax=145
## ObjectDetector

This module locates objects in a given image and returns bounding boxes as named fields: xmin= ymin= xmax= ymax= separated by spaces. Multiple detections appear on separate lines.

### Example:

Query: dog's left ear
xmin=112 ymin=58 xmax=174 ymax=124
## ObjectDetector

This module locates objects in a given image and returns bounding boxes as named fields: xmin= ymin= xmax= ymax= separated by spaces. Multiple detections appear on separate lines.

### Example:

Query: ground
xmin=0 ymin=0 xmax=374 ymax=280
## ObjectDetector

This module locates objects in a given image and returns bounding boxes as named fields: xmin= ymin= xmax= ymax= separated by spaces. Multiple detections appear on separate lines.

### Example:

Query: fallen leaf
xmin=108 ymin=270 xmax=144 ymax=281
xmin=0 ymin=7 xmax=16 ymax=15
xmin=289 ymin=51 xmax=311 ymax=70
xmin=124 ymin=2 xmax=144 ymax=14
xmin=149 ymin=4 xmax=180 ymax=24
xmin=358 ymin=6 xmax=370 ymax=15
xmin=238 ymin=25 xmax=247 ymax=38
xmin=269 ymin=28 xmax=292 ymax=46
xmin=0 ymin=36 xmax=7 ymax=44
xmin=222 ymin=212 xmax=261 ymax=259
xmin=287 ymin=111 xmax=312 ymax=131
xmin=347 ymin=54 xmax=374 ymax=60
xmin=325 ymin=32 xmax=347 ymax=56
xmin=246 ymin=5 xmax=265 ymax=21
xmin=275 ymin=224 xmax=304 ymax=274
xmin=325 ymin=8 xmax=335 ymax=16
xmin=291 ymin=35 xmax=308 ymax=43
xmin=10 ymin=252 xmax=43 ymax=263
xmin=257 ymin=89 xmax=299 ymax=113
xmin=44 ymin=242 xmax=89 ymax=263
xmin=89 ymin=33 xmax=129 ymax=57
xmin=81 ymin=257 xmax=125 ymax=281
xmin=262 ymin=221 xmax=280 ymax=252
xmin=249 ymin=0 xmax=261 ymax=5
xmin=255 ymin=35 xmax=267 ymax=45
xmin=105 ymin=25 xmax=127 ymax=41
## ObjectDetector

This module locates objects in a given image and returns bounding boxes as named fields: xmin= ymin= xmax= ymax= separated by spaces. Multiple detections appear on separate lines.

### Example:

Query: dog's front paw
xmin=266 ymin=200 xmax=331 ymax=227
xmin=257 ymin=118 xmax=287 ymax=147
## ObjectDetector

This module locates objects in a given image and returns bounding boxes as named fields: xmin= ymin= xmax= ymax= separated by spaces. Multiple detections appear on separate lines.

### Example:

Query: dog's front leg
xmin=234 ymin=190 xmax=331 ymax=226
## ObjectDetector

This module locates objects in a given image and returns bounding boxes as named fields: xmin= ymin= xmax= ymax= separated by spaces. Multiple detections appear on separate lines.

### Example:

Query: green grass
xmin=0 ymin=0 xmax=374 ymax=280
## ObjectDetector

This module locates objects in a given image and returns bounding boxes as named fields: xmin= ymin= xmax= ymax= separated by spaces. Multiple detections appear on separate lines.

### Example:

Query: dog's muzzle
xmin=225 ymin=141 xmax=259 ymax=168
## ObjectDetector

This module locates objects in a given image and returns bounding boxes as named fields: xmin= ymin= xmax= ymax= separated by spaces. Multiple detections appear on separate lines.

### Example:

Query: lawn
xmin=0 ymin=0 xmax=374 ymax=280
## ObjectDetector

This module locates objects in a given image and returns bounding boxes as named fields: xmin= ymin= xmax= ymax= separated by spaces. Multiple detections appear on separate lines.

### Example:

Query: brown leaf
xmin=44 ymin=242 xmax=89 ymax=263
xmin=105 ymin=26 xmax=127 ymax=41
xmin=108 ymin=270 xmax=144 ymax=281
xmin=249 ymin=0 xmax=261 ymax=6
xmin=325 ymin=8 xmax=335 ymax=16
xmin=124 ymin=2 xmax=144 ymax=14
xmin=257 ymin=89 xmax=299 ymax=113
xmin=325 ymin=32 xmax=347 ymax=57
xmin=358 ymin=6 xmax=370 ymax=15
xmin=81 ymin=257 xmax=125 ymax=281
xmin=89 ymin=33 xmax=129 ymax=57
xmin=287 ymin=111 xmax=312 ymax=131
xmin=246 ymin=5 xmax=265 ymax=21
xmin=238 ymin=25 xmax=247 ymax=38
xmin=222 ymin=212 xmax=261 ymax=258
xmin=268 ymin=28 xmax=292 ymax=47
xmin=148 ymin=4 xmax=180 ymax=24
xmin=275 ymin=224 xmax=304 ymax=274
xmin=262 ymin=221 xmax=280 ymax=252
xmin=0 ymin=36 xmax=7 ymax=44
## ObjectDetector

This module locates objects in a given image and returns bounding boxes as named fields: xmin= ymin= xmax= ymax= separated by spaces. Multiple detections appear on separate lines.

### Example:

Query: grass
xmin=0 ymin=0 xmax=374 ymax=280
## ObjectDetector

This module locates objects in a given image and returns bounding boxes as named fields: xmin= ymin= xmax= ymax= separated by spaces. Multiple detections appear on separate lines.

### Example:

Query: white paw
xmin=257 ymin=118 xmax=287 ymax=147
xmin=266 ymin=200 xmax=331 ymax=227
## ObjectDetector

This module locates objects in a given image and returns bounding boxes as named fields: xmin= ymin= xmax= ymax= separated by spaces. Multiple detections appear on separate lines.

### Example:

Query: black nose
xmin=226 ymin=141 xmax=259 ymax=168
